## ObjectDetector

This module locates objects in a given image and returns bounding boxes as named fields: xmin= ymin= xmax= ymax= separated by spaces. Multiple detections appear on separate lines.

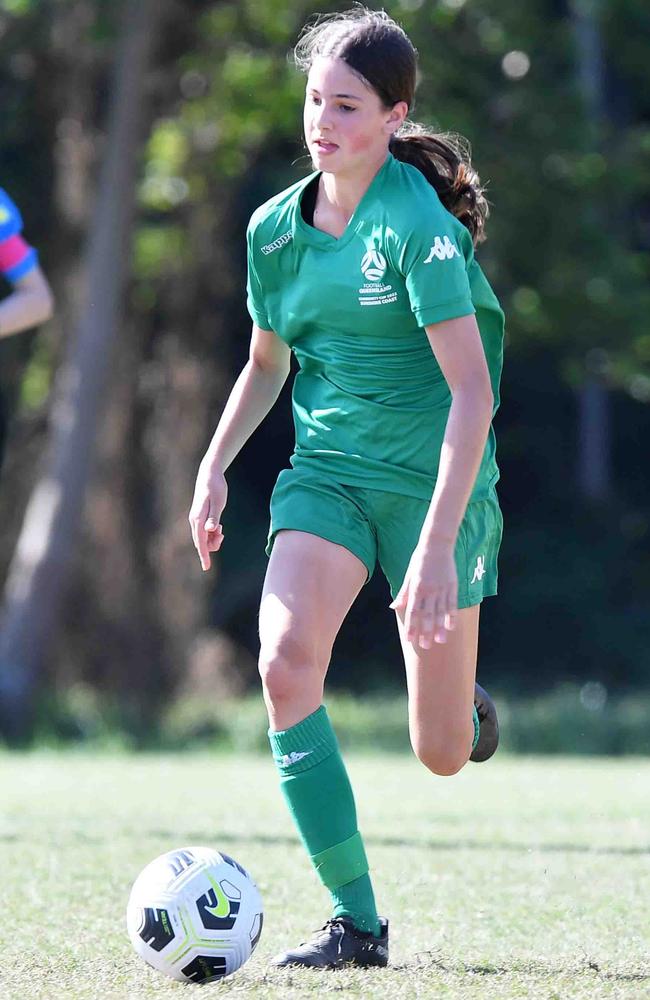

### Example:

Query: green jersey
xmin=246 ymin=152 xmax=504 ymax=502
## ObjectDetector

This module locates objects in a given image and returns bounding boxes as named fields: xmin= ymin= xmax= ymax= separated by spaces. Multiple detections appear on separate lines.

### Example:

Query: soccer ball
xmin=126 ymin=846 xmax=263 ymax=984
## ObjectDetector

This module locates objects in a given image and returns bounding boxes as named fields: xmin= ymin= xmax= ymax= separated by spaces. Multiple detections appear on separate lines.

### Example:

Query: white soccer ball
xmin=126 ymin=846 xmax=263 ymax=984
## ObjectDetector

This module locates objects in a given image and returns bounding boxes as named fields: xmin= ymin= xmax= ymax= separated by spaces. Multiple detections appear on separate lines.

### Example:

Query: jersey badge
xmin=360 ymin=248 xmax=387 ymax=283
xmin=358 ymin=246 xmax=397 ymax=307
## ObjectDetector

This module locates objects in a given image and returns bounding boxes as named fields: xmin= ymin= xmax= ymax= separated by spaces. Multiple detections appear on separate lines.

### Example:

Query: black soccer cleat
xmin=470 ymin=682 xmax=499 ymax=762
xmin=270 ymin=916 xmax=389 ymax=970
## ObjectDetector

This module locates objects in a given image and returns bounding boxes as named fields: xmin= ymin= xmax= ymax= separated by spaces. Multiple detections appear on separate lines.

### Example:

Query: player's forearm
xmin=0 ymin=284 xmax=54 ymax=337
xmin=421 ymin=381 xmax=494 ymax=545
xmin=200 ymin=358 xmax=289 ymax=474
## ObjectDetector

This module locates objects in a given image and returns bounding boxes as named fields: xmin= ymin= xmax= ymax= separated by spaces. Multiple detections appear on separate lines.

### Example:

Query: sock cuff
xmin=269 ymin=705 xmax=338 ymax=774
xmin=311 ymin=831 xmax=369 ymax=890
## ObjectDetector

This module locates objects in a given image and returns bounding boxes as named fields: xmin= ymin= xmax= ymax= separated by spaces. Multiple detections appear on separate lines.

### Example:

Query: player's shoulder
xmin=247 ymin=174 xmax=314 ymax=251
xmin=385 ymin=157 xmax=474 ymax=262
xmin=0 ymin=186 xmax=23 ymax=240
xmin=387 ymin=157 xmax=456 ymax=230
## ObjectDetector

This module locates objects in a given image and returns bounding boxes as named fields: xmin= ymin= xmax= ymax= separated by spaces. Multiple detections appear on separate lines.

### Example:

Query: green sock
xmin=269 ymin=705 xmax=380 ymax=936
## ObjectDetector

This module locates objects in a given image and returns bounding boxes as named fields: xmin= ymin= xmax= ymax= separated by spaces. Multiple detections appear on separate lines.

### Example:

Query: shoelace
xmin=299 ymin=918 xmax=346 ymax=948
xmin=475 ymin=698 xmax=488 ymax=722
xmin=326 ymin=919 xmax=348 ymax=958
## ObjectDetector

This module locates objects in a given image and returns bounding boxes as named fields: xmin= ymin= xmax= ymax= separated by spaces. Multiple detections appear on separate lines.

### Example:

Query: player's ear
xmin=384 ymin=100 xmax=408 ymax=136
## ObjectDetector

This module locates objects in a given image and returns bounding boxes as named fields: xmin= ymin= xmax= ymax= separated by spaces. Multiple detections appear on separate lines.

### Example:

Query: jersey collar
xmin=291 ymin=152 xmax=393 ymax=252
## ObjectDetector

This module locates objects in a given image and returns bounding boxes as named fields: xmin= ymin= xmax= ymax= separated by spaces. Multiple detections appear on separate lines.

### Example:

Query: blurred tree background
xmin=0 ymin=0 xmax=648 ymax=743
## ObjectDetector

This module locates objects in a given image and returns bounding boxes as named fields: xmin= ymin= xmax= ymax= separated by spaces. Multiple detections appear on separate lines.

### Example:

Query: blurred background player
xmin=0 ymin=186 xmax=54 ymax=466
xmin=0 ymin=187 xmax=53 ymax=338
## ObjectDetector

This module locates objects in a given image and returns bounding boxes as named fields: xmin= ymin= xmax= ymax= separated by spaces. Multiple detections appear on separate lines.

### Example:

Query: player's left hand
xmin=390 ymin=538 xmax=458 ymax=648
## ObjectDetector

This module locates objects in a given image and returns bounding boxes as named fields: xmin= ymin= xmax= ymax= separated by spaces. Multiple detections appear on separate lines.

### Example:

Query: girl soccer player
xmin=190 ymin=8 xmax=503 ymax=970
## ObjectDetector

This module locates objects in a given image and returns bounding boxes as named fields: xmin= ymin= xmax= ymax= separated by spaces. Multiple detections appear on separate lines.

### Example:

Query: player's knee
xmin=412 ymin=734 xmax=472 ymax=777
xmin=258 ymin=633 xmax=320 ymax=708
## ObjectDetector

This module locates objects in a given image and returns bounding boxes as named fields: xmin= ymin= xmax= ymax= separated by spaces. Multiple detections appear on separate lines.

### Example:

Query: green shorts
xmin=267 ymin=468 xmax=503 ymax=608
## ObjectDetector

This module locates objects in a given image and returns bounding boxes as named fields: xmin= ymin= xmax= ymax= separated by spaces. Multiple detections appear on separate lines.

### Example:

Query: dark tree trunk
xmin=570 ymin=0 xmax=612 ymax=503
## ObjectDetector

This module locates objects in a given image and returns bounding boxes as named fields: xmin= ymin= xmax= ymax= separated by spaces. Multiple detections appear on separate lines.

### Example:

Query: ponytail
xmin=389 ymin=125 xmax=489 ymax=246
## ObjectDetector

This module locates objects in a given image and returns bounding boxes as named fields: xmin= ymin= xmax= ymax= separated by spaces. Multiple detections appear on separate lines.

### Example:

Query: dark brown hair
xmin=294 ymin=7 xmax=489 ymax=245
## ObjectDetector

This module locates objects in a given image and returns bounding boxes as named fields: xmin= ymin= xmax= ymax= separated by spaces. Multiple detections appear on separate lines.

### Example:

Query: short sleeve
xmin=0 ymin=189 xmax=38 ymax=283
xmin=246 ymin=222 xmax=272 ymax=330
xmin=401 ymin=206 xmax=475 ymax=328
xmin=0 ymin=188 xmax=23 ymax=241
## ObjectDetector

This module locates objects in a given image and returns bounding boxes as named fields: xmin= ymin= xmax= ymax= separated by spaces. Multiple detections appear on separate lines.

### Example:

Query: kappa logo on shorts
xmin=471 ymin=555 xmax=486 ymax=584
xmin=424 ymin=235 xmax=461 ymax=263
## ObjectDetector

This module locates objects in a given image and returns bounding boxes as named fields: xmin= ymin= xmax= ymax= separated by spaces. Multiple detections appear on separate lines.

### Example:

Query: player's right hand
xmin=189 ymin=466 xmax=228 ymax=571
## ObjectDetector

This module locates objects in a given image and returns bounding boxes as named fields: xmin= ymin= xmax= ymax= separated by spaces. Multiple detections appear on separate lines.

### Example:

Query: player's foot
xmin=270 ymin=916 xmax=389 ymax=970
xmin=470 ymin=682 xmax=499 ymax=762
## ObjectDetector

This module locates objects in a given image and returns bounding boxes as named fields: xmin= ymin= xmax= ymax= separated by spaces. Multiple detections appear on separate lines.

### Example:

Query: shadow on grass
xmin=399 ymin=953 xmax=650 ymax=984
xmin=4 ymin=827 xmax=648 ymax=858
xmin=145 ymin=830 xmax=650 ymax=858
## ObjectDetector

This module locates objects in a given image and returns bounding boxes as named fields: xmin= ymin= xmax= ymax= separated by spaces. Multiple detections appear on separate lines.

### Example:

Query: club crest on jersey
xmin=360 ymin=248 xmax=387 ymax=283
xmin=424 ymin=235 xmax=460 ymax=263
xmin=358 ymin=244 xmax=397 ymax=307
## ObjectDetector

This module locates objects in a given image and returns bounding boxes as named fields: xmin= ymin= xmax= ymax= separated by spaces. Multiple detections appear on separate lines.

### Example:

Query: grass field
xmin=2 ymin=751 xmax=650 ymax=1000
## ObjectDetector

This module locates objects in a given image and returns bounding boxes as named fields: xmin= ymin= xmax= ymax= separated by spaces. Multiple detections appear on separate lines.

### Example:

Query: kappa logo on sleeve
xmin=260 ymin=231 xmax=292 ymax=255
xmin=424 ymin=235 xmax=460 ymax=263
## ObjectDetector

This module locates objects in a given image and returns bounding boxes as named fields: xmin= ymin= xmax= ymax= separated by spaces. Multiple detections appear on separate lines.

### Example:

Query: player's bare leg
xmin=259 ymin=529 xmax=366 ymax=731
xmin=396 ymin=605 xmax=497 ymax=774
